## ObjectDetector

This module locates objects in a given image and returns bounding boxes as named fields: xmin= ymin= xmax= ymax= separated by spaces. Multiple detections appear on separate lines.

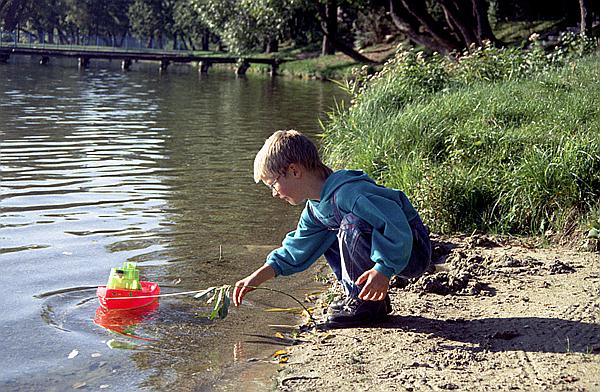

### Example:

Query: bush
xmin=322 ymin=35 xmax=600 ymax=235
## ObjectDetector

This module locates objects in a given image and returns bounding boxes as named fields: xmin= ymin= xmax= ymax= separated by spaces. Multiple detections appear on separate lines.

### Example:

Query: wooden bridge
xmin=0 ymin=44 xmax=290 ymax=74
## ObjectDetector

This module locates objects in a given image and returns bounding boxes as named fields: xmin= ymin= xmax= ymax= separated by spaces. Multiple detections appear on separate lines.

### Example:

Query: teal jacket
xmin=266 ymin=170 xmax=419 ymax=279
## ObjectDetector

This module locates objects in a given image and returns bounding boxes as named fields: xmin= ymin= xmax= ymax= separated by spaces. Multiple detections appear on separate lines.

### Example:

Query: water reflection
xmin=0 ymin=60 xmax=345 ymax=390
xmin=94 ymin=302 xmax=159 ymax=340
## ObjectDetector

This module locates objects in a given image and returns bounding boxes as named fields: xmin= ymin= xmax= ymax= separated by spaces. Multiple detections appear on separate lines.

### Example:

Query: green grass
xmin=493 ymin=20 xmax=564 ymax=45
xmin=321 ymin=42 xmax=600 ymax=236
xmin=278 ymin=55 xmax=360 ymax=79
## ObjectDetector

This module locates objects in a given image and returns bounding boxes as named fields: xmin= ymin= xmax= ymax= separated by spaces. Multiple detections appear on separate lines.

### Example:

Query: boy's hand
xmin=233 ymin=276 xmax=256 ymax=307
xmin=355 ymin=269 xmax=389 ymax=301
xmin=232 ymin=264 xmax=276 ymax=307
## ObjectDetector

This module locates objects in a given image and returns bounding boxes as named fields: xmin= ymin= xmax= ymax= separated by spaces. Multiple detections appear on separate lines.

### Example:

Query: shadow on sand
xmin=371 ymin=315 xmax=600 ymax=354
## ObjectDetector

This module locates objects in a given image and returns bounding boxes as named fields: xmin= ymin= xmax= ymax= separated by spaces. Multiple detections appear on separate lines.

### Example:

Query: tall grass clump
xmin=322 ymin=33 xmax=600 ymax=236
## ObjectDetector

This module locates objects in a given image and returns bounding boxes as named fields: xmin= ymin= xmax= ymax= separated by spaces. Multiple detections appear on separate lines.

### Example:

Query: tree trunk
xmin=266 ymin=37 xmax=278 ymax=53
xmin=437 ymin=0 xmax=479 ymax=45
xmin=117 ymin=31 xmax=127 ymax=47
xmin=179 ymin=36 xmax=188 ymax=50
xmin=471 ymin=0 xmax=498 ymax=44
xmin=389 ymin=0 xmax=455 ymax=53
xmin=400 ymin=0 xmax=463 ymax=50
xmin=334 ymin=39 xmax=378 ymax=63
xmin=389 ymin=0 xmax=499 ymax=53
xmin=201 ymin=28 xmax=209 ymax=51
xmin=58 ymin=29 xmax=68 ymax=45
xmin=316 ymin=1 xmax=376 ymax=63
xmin=579 ymin=0 xmax=592 ymax=35
xmin=321 ymin=0 xmax=337 ymax=55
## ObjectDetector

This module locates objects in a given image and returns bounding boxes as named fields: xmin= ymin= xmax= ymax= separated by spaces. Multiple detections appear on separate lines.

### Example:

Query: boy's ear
xmin=287 ymin=163 xmax=302 ymax=178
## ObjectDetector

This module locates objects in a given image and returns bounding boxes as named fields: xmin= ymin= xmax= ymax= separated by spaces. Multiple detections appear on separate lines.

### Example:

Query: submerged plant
xmin=194 ymin=284 xmax=316 ymax=324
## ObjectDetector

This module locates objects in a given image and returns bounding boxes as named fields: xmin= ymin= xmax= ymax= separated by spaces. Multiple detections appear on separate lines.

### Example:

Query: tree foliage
xmin=1 ymin=0 xmax=597 ymax=55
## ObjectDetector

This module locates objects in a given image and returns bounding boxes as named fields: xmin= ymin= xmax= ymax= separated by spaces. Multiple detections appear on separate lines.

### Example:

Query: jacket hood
xmin=320 ymin=170 xmax=374 ymax=201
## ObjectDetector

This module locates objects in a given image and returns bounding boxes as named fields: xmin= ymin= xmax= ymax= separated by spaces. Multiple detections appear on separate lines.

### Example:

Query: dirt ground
xmin=274 ymin=234 xmax=600 ymax=391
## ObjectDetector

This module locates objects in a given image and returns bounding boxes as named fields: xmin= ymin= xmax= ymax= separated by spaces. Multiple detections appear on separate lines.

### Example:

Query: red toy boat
xmin=97 ymin=281 xmax=160 ymax=310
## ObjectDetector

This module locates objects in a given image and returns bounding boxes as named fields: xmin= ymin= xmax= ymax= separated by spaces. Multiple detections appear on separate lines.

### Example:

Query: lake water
xmin=0 ymin=58 xmax=346 ymax=391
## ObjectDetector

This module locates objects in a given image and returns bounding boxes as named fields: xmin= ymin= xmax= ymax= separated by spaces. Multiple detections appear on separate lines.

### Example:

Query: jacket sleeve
xmin=350 ymin=194 xmax=413 ymax=278
xmin=266 ymin=205 xmax=337 ymax=276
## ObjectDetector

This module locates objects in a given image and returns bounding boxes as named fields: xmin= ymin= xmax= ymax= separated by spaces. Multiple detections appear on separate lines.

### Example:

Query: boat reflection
xmin=94 ymin=300 xmax=159 ymax=340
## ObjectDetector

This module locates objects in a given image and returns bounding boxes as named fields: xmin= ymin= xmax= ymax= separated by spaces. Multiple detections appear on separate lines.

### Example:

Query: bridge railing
xmin=0 ymin=30 xmax=194 ymax=53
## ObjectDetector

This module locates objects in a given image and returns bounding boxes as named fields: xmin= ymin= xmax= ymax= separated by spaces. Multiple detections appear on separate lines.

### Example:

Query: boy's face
xmin=263 ymin=165 xmax=307 ymax=206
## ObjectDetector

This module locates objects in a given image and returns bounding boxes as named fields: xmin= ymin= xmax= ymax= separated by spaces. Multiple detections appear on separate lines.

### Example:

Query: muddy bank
xmin=274 ymin=234 xmax=600 ymax=391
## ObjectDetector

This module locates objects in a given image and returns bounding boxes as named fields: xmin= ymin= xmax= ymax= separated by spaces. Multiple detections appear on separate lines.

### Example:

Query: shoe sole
xmin=330 ymin=297 xmax=393 ymax=314
xmin=325 ymin=313 xmax=389 ymax=329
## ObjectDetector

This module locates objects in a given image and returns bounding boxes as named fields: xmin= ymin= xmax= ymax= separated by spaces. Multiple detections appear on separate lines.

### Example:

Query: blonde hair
xmin=253 ymin=130 xmax=332 ymax=183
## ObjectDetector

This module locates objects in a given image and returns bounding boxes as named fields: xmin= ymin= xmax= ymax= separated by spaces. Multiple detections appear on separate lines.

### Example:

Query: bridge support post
xmin=40 ymin=56 xmax=50 ymax=65
xmin=270 ymin=61 xmax=279 ymax=76
xmin=236 ymin=60 xmax=250 ymax=75
xmin=78 ymin=56 xmax=90 ymax=69
xmin=121 ymin=59 xmax=132 ymax=71
xmin=160 ymin=59 xmax=170 ymax=71
xmin=198 ymin=60 xmax=211 ymax=73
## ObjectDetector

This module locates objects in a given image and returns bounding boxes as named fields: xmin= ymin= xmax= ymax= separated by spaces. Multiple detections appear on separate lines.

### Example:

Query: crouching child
xmin=233 ymin=130 xmax=432 ymax=327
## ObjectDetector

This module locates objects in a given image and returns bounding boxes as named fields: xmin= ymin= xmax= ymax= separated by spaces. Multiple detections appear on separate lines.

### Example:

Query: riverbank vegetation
xmin=321 ymin=33 xmax=600 ymax=239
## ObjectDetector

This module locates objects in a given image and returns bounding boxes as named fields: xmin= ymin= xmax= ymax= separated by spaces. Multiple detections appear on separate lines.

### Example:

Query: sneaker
xmin=326 ymin=297 xmax=389 ymax=328
xmin=329 ymin=294 xmax=392 ymax=314
xmin=328 ymin=296 xmax=350 ymax=313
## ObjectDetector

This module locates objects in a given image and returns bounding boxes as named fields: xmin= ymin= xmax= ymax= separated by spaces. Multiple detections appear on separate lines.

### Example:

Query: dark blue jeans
xmin=324 ymin=214 xmax=431 ymax=298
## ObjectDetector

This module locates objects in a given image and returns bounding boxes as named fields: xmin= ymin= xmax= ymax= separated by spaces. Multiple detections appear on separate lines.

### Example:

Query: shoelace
xmin=342 ymin=297 xmax=361 ymax=312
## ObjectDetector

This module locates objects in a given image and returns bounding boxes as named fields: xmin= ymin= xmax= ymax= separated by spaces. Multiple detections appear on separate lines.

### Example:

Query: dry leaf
xmin=265 ymin=307 xmax=303 ymax=314
xmin=272 ymin=349 xmax=288 ymax=357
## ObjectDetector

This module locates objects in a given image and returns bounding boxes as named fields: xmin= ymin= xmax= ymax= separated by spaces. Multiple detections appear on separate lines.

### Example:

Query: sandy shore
xmin=273 ymin=234 xmax=600 ymax=391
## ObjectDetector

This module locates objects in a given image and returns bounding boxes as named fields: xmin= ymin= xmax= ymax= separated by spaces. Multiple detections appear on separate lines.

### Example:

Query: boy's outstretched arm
xmin=233 ymin=264 xmax=276 ymax=306
xmin=355 ymin=268 xmax=390 ymax=301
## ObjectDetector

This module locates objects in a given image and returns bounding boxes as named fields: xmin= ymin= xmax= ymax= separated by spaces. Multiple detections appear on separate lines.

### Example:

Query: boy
xmin=233 ymin=130 xmax=431 ymax=327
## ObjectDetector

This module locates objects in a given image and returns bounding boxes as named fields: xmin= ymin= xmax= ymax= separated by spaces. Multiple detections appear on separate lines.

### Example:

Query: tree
xmin=64 ymin=0 xmax=132 ymax=45
xmin=579 ymin=0 xmax=592 ymax=36
xmin=194 ymin=0 xmax=256 ymax=53
xmin=316 ymin=0 xmax=376 ymax=62
xmin=173 ymin=0 xmax=210 ymax=50
xmin=128 ymin=0 xmax=164 ymax=47
xmin=320 ymin=0 xmax=336 ymax=54
xmin=388 ymin=0 xmax=499 ymax=53
xmin=1 ymin=0 xmax=29 ymax=30
xmin=194 ymin=0 xmax=301 ymax=54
